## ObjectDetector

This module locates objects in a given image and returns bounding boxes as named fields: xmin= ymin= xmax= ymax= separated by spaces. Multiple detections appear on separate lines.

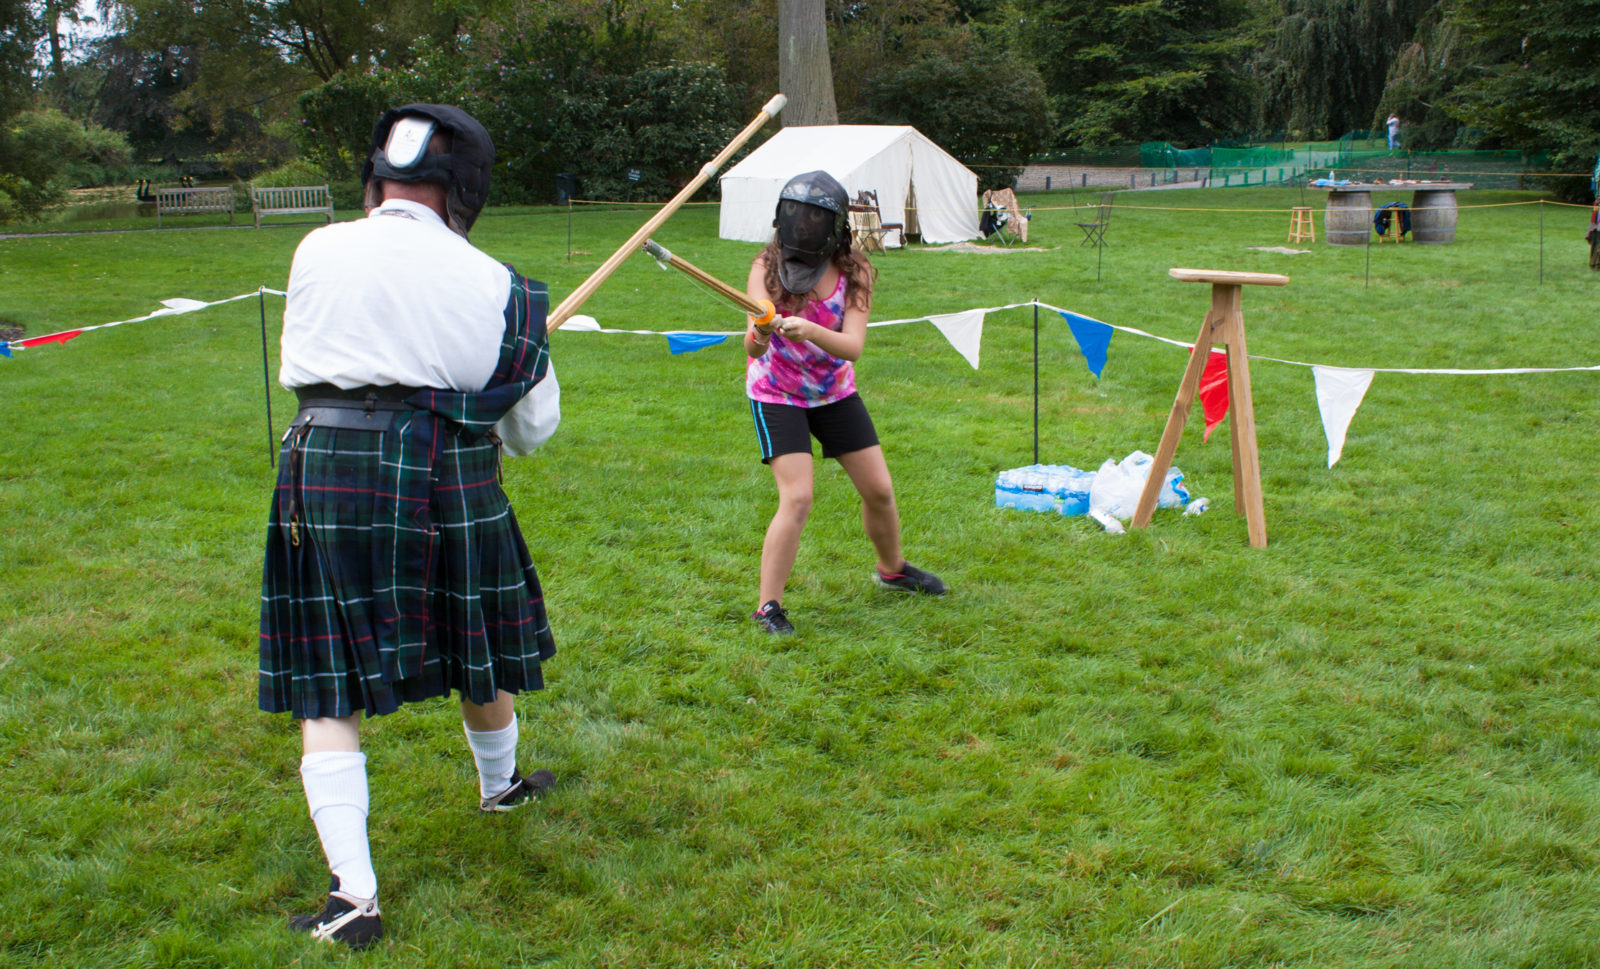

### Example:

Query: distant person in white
xmin=259 ymin=103 xmax=562 ymax=950
xmin=1386 ymin=113 xmax=1401 ymax=150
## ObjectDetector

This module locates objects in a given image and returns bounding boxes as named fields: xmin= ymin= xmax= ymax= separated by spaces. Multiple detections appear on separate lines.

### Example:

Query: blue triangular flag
xmin=0 ymin=341 xmax=11 ymax=358
xmin=1059 ymin=311 xmax=1112 ymax=378
xmin=666 ymin=332 xmax=731 ymax=355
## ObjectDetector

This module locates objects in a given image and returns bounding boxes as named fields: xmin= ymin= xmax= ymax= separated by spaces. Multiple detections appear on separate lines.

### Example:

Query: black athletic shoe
xmin=753 ymin=600 xmax=795 ymax=636
xmin=480 ymin=768 xmax=556 ymax=812
xmin=874 ymin=562 xmax=947 ymax=596
xmin=289 ymin=875 xmax=382 ymax=950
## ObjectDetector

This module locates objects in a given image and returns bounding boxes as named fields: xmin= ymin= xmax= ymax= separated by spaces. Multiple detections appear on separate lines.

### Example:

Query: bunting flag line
xmin=0 ymin=289 xmax=285 ymax=359
xmin=7 ymin=290 xmax=1597 ymax=473
xmin=558 ymin=302 xmax=1036 ymax=371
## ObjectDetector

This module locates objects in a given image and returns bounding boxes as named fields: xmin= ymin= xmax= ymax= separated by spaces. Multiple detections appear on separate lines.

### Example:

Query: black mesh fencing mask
xmin=773 ymin=170 xmax=849 ymax=296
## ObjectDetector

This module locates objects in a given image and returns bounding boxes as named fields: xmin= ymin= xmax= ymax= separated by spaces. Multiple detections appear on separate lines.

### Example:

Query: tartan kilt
xmin=258 ymin=421 xmax=555 ymax=719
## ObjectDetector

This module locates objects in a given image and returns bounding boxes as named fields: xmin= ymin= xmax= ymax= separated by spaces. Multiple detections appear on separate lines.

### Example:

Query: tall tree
xmin=1443 ymin=0 xmax=1600 ymax=197
xmin=1251 ymin=0 xmax=1437 ymax=139
xmin=827 ymin=0 xmax=963 ymax=118
xmin=858 ymin=34 xmax=1048 ymax=189
xmin=1006 ymin=0 xmax=1256 ymax=148
xmin=778 ymin=0 xmax=838 ymax=125
xmin=0 ymin=0 xmax=40 ymax=125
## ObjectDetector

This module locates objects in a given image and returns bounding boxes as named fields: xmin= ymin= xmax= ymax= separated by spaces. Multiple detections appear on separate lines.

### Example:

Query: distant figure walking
xmin=1386 ymin=113 xmax=1401 ymax=150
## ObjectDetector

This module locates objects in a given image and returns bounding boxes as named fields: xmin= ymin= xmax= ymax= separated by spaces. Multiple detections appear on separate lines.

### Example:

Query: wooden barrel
xmin=1325 ymin=191 xmax=1372 ymax=246
xmin=1410 ymin=189 xmax=1458 ymax=244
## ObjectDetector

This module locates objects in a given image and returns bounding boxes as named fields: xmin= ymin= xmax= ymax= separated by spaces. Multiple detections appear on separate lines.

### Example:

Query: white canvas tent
xmin=718 ymin=125 xmax=978 ymax=247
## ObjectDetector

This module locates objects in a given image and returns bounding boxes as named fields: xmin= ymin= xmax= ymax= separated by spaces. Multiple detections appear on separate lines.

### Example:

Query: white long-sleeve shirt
xmin=279 ymin=199 xmax=558 ymax=455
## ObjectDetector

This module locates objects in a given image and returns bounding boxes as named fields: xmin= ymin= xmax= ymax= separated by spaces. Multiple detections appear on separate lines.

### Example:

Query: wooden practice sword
xmin=546 ymin=93 xmax=786 ymax=331
xmin=642 ymin=239 xmax=775 ymax=331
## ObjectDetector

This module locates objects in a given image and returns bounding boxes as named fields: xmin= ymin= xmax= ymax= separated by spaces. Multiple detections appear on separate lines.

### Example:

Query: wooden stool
xmin=1378 ymin=207 xmax=1405 ymax=243
xmin=1130 ymin=268 xmax=1289 ymax=548
xmin=1288 ymin=206 xmax=1315 ymax=243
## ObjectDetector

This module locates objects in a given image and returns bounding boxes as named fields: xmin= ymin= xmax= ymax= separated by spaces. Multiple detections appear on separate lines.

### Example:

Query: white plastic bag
xmin=1088 ymin=451 xmax=1153 ymax=522
xmin=1087 ymin=451 xmax=1192 ymax=531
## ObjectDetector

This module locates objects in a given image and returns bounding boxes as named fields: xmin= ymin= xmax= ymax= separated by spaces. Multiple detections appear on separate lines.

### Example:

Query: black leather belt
xmin=290 ymin=384 xmax=428 ymax=432
xmin=294 ymin=383 xmax=425 ymax=404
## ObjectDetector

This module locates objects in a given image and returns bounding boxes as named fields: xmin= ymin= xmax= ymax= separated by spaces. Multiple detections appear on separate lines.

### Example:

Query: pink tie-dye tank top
xmin=746 ymin=271 xmax=857 ymax=408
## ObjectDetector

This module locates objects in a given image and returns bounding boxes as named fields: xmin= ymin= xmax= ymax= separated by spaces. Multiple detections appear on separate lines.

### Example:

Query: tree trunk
xmin=777 ymin=0 xmax=837 ymax=126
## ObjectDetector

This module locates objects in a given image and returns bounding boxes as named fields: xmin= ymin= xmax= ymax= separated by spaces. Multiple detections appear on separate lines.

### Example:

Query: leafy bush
xmin=250 ymin=159 xmax=329 ymax=188
xmin=252 ymin=159 xmax=363 ymax=211
xmin=468 ymin=46 xmax=744 ymax=204
xmin=295 ymin=75 xmax=393 ymax=182
xmin=0 ymin=109 xmax=136 ymax=217
xmin=289 ymin=11 xmax=743 ymax=207
xmin=857 ymin=44 xmax=1049 ymax=192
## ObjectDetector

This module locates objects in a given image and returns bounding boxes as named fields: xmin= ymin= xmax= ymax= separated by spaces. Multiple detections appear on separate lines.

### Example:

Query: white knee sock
xmin=300 ymin=750 xmax=377 ymax=901
xmin=464 ymin=716 xmax=519 ymax=799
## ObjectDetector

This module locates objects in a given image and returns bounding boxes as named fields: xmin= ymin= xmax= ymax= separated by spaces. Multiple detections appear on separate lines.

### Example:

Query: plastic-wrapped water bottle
xmin=995 ymin=463 xmax=1096 ymax=516
xmin=995 ymin=464 xmax=1060 ymax=513
xmin=1158 ymin=468 xmax=1190 ymax=508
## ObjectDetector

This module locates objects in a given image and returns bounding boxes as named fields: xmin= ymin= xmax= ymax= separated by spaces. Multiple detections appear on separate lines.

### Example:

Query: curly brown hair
xmin=759 ymin=239 xmax=877 ymax=315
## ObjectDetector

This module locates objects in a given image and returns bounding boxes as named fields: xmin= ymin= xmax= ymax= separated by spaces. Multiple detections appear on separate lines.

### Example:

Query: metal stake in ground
xmin=259 ymin=287 xmax=274 ymax=468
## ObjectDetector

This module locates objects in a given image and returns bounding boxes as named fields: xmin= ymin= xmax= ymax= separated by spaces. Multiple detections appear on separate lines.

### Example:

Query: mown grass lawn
xmin=2 ymin=186 xmax=1597 ymax=968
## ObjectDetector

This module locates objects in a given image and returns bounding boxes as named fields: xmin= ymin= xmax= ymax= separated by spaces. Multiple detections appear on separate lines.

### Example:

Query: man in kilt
xmin=259 ymin=104 xmax=561 ymax=950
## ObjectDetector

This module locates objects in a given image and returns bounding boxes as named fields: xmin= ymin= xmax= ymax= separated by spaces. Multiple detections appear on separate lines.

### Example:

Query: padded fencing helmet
xmin=772 ymin=170 xmax=850 ymax=296
xmin=362 ymin=103 xmax=495 ymax=236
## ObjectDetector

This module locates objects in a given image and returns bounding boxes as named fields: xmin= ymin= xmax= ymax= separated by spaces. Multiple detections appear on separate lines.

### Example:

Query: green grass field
xmin=2 ymin=187 xmax=1598 ymax=967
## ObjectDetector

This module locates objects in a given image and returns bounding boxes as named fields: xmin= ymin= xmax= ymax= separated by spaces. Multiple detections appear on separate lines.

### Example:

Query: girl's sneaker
xmin=874 ymin=562 xmax=947 ymax=596
xmin=753 ymin=600 xmax=795 ymax=636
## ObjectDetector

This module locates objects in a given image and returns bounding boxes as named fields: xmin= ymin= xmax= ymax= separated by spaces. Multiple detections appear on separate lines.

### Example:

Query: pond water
xmin=48 ymin=200 xmax=155 ymax=223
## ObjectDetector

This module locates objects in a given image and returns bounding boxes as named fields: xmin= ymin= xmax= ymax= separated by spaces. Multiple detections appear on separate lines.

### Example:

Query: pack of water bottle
xmin=995 ymin=454 xmax=1190 ymax=519
xmin=994 ymin=464 xmax=1097 ymax=516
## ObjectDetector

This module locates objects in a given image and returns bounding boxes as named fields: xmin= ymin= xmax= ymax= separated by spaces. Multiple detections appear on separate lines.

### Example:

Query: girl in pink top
xmin=743 ymin=170 xmax=945 ymax=636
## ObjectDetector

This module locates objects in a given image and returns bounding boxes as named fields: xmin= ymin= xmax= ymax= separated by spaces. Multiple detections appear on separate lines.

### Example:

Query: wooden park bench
xmin=251 ymin=184 xmax=335 ymax=228
xmin=155 ymin=186 xmax=236 ymax=228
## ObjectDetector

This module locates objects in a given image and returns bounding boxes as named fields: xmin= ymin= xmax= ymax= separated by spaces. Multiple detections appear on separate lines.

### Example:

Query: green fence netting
xmin=1141 ymin=142 xmax=1211 ymax=168
xmin=1137 ymin=142 xmax=1553 ymax=190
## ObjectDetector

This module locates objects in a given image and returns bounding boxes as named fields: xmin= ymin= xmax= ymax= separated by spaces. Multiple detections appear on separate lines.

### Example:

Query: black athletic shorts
xmin=749 ymin=392 xmax=880 ymax=463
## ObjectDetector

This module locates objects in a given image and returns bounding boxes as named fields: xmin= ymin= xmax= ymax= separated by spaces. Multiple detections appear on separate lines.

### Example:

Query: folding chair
xmin=980 ymin=188 xmax=1031 ymax=246
xmin=849 ymin=190 xmax=903 ymax=251
xmin=1074 ymin=192 xmax=1113 ymax=247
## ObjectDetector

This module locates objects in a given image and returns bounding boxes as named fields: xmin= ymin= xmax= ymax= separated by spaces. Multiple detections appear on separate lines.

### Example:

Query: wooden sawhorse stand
xmin=1130 ymin=268 xmax=1289 ymax=548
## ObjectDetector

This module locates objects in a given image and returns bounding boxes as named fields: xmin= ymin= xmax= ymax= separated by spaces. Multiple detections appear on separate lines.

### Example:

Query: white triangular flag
xmin=926 ymin=309 xmax=985 ymax=369
xmin=1312 ymin=366 xmax=1375 ymax=468
xmin=156 ymin=297 xmax=210 ymax=315
xmin=562 ymin=315 xmax=602 ymax=331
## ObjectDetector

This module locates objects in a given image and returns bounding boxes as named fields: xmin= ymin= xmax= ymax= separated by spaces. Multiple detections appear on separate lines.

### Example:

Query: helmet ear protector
xmin=384 ymin=117 xmax=436 ymax=170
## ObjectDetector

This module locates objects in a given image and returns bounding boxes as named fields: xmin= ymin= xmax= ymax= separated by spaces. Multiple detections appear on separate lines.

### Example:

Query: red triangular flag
xmin=1194 ymin=348 xmax=1229 ymax=441
xmin=15 ymin=329 xmax=83 ymax=348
